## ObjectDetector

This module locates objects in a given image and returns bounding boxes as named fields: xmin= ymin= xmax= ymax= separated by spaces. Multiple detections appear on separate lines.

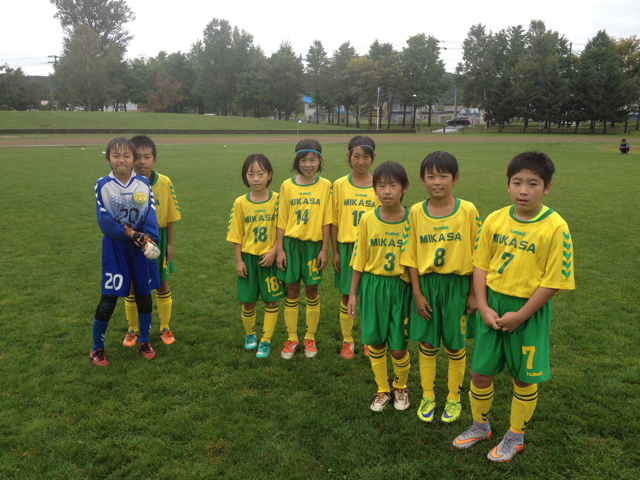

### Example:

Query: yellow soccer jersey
xmin=474 ymin=205 xmax=575 ymax=298
xmin=276 ymin=175 xmax=333 ymax=242
xmin=401 ymin=198 xmax=481 ymax=276
xmin=151 ymin=172 xmax=181 ymax=229
xmin=351 ymin=208 xmax=410 ymax=281
xmin=226 ymin=191 xmax=278 ymax=256
xmin=332 ymin=174 xmax=377 ymax=243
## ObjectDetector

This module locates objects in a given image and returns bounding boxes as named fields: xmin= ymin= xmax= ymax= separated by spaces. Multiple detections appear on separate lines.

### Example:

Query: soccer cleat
xmin=256 ymin=341 xmax=272 ymax=358
xmin=90 ymin=348 xmax=108 ymax=366
xmin=159 ymin=329 xmax=175 ymax=345
xmin=364 ymin=345 xmax=370 ymax=356
xmin=441 ymin=399 xmax=462 ymax=423
xmin=244 ymin=333 xmax=258 ymax=350
xmin=487 ymin=436 xmax=524 ymax=462
xmin=280 ymin=340 xmax=299 ymax=359
xmin=303 ymin=339 xmax=318 ymax=358
xmin=453 ymin=425 xmax=492 ymax=450
xmin=139 ymin=342 xmax=156 ymax=359
xmin=417 ymin=397 xmax=437 ymax=422
xmin=392 ymin=388 xmax=410 ymax=411
xmin=123 ymin=330 xmax=138 ymax=347
xmin=340 ymin=342 xmax=355 ymax=359
xmin=370 ymin=392 xmax=393 ymax=412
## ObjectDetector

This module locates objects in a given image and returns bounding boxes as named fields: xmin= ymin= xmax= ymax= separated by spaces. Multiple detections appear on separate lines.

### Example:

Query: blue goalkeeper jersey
xmin=94 ymin=171 xmax=159 ymax=243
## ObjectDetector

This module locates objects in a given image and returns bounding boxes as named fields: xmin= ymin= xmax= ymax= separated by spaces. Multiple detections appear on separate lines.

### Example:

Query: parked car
xmin=445 ymin=116 xmax=471 ymax=126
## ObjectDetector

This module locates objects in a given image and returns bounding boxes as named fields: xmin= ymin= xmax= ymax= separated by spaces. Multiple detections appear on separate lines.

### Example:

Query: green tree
xmin=195 ymin=19 xmax=255 ymax=115
xmin=332 ymin=42 xmax=358 ymax=126
xmin=138 ymin=70 xmax=183 ymax=113
xmin=0 ymin=65 xmax=44 ymax=110
xmin=578 ymin=30 xmax=632 ymax=132
xmin=402 ymin=34 xmax=447 ymax=127
xmin=53 ymin=24 xmax=121 ymax=110
xmin=305 ymin=40 xmax=328 ymax=124
xmin=616 ymin=36 xmax=640 ymax=130
xmin=263 ymin=43 xmax=304 ymax=120
xmin=234 ymin=47 xmax=269 ymax=117
xmin=344 ymin=56 xmax=378 ymax=128
xmin=50 ymin=0 xmax=135 ymax=52
xmin=369 ymin=40 xmax=401 ymax=129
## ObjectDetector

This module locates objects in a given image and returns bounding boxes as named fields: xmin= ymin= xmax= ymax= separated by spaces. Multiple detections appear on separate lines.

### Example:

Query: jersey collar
xmin=422 ymin=197 xmax=460 ymax=219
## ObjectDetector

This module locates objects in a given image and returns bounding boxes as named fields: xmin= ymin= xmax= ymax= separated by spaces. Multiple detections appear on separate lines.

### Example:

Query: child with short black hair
xmin=620 ymin=138 xmax=630 ymax=154
xmin=348 ymin=161 xmax=412 ymax=412
xmin=331 ymin=135 xmax=377 ymax=359
xmin=276 ymin=139 xmax=333 ymax=359
xmin=90 ymin=137 xmax=161 ymax=366
xmin=402 ymin=151 xmax=481 ymax=424
xmin=453 ymin=151 xmax=575 ymax=462
xmin=123 ymin=135 xmax=182 ymax=347
xmin=227 ymin=154 xmax=283 ymax=358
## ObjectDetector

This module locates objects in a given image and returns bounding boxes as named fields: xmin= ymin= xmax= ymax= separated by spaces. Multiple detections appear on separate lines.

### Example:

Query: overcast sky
xmin=3 ymin=0 xmax=639 ymax=76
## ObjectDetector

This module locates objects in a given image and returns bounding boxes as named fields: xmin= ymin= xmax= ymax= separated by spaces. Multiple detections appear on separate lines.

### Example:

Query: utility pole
xmin=377 ymin=87 xmax=380 ymax=131
xmin=48 ymin=55 xmax=59 ymax=68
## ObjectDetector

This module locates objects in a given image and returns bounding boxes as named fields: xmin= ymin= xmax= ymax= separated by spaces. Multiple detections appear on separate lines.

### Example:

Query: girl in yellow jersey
xmin=276 ymin=139 xmax=333 ymax=359
xmin=331 ymin=136 xmax=377 ymax=359
xmin=227 ymin=154 xmax=284 ymax=358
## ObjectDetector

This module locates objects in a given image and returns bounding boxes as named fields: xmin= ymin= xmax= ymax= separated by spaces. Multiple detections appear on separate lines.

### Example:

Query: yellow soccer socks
xmin=391 ymin=351 xmax=411 ymax=390
xmin=284 ymin=298 xmax=299 ymax=342
xmin=125 ymin=295 xmax=138 ymax=332
xmin=304 ymin=296 xmax=320 ymax=341
xmin=469 ymin=382 xmax=494 ymax=427
xmin=446 ymin=347 xmax=466 ymax=403
xmin=261 ymin=304 xmax=279 ymax=344
xmin=368 ymin=346 xmax=390 ymax=393
xmin=511 ymin=381 xmax=538 ymax=434
xmin=419 ymin=344 xmax=438 ymax=399
xmin=156 ymin=290 xmax=172 ymax=331
xmin=339 ymin=301 xmax=353 ymax=343
xmin=241 ymin=306 xmax=256 ymax=336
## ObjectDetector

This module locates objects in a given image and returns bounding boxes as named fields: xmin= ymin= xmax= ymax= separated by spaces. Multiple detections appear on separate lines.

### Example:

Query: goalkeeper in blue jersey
xmin=89 ymin=137 xmax=161 ymax=366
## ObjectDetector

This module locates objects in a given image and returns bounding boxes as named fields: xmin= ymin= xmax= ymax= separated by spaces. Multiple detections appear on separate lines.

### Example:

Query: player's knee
xmin=135 ymin=294 xmax=153 ymax=314
xmin=95 ymin=295 xmax=118 ymax=322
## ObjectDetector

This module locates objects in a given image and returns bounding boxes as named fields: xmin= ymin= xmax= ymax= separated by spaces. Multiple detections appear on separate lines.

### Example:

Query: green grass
xmin=1 ymin=140 xmax=639 ymax=478
xmin=0 ymin=111 xmax=363 ymax=131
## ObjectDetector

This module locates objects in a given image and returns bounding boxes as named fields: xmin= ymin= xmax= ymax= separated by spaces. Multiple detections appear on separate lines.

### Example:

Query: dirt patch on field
xmin=0 ymin=133 xmax=619 ymax=148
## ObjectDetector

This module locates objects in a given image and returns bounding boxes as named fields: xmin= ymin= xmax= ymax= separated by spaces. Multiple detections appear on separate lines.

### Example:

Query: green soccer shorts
xmin=334 ymin=242 xmax=355 ymax=296
xmin=409 ymin=273 xmax=470 ymax=350
xmin=359 ymin=272 xmax=410 ymax=351
xmin=276 ymin=237 xmax=323 ymax=286
xmin=156 ymin=227 xmax=175 ymax=283
xmin=237 ymin=252 xmax=284 ymax=303
xmin=471 ymin=288 xmax=552 ymax=383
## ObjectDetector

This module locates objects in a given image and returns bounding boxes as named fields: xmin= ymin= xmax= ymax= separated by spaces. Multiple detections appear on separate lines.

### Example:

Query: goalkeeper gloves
xmin=124 ymin=223 xmax=161 ymax=260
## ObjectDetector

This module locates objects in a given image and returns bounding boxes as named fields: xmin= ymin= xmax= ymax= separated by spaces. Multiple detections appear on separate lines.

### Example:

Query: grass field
xmin=1 ymin=137 xmax=639 ymax=478
xmin=0 ymin=111 xmax=358 ymax=131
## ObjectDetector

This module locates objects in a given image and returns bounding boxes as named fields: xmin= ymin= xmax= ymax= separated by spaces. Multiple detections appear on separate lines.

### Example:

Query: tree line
xmin=3 ymin=1 xmax=639 ymax=134
xmin=457 ymin=21 xmax=640 ymax=132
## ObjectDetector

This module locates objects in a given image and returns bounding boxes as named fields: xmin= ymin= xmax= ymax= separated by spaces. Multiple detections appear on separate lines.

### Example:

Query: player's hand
xmin=466 ymin=291 xmax=478 ymax=314
xmin=166 ymin=243 xmax=174 ymax=263
xmin=332 ymin=252 xmax=340 ymax=273
xmin=479 ymin=306 xmax=501 ymax=330
xmin=124 ymin=222 xmax=148 ymax=247
xmin=276 ymin=250 xmax=287 ymax=271
xmin=415 ymin=294 xmax=432 ymax=321
xmin=143 ymin=240 xmax=160 ymax=259
xmin=317 ymin=249 xmax=329 ymax=271
xmin=236 ymin=260 xmax=248 ymax=278
xmin=259 ymin=248 xmax=277 ymax=268
xmin=347 ymin=294 xmax=358 ymax=319
xmin=496 ymin=311 xmax=525 ymax=333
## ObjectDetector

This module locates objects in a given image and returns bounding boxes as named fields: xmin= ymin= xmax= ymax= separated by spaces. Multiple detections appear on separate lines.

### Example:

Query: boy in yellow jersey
xmin=348 ymin=161 xmax=412 ymax=412
xmin=331 ymin=136 xmax=377 ymax=359
xmin=402 ymin=151 xmax=481 ymax=424
xmin=124 ymin=136 xmax=181 ymax=346
xmin=453 ymin=152 xmax=575 ymax=462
